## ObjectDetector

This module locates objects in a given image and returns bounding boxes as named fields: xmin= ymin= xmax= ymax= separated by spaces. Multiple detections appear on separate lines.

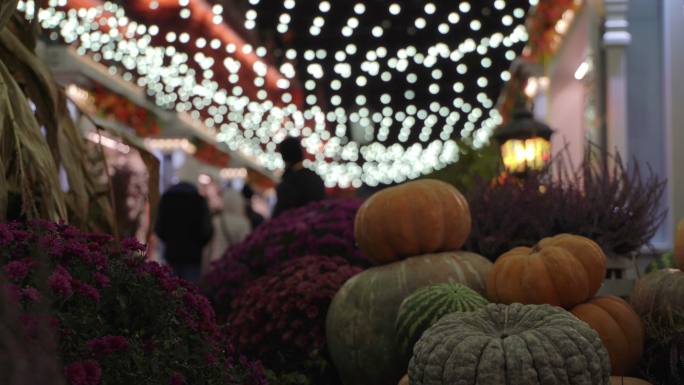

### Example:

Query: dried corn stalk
xmin=0 ymin=7 xmax=114 ymax=231
xmin=0 ymin=1 xmax=18 ymax=30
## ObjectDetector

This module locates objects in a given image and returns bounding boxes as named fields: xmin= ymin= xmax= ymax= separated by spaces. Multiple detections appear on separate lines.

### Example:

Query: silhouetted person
xmin=155 ymin=182 xmax=213 ymax=282
xmin=241 ymin=184 xmax=265 ymax=228
xmin=202 ymin=188 xmax=251 ymax=276
xmin=273 ymin=137 xmax=326 ymax=217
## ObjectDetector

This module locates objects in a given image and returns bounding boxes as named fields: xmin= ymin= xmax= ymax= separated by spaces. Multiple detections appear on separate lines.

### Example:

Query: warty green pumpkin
xmin=409 ymin=303 xmax=611 ymax=385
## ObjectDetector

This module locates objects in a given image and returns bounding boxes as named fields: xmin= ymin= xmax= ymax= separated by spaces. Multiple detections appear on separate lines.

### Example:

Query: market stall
xmin=2 ymin=2 xmax=683 ymax=385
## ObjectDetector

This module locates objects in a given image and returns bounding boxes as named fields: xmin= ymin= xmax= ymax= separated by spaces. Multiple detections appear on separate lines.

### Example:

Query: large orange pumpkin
xmin=675 ymin=218 xmax=684 ymax=270
xmin=571 ymin=296 xmax=644 ymax=375
xmin=354 ymin=179 xmax=471 ymax=264
xmin=610 ymin=377 xmax=652 ymax=385
xmin=487 ymin=234 xmax=606 ymax=308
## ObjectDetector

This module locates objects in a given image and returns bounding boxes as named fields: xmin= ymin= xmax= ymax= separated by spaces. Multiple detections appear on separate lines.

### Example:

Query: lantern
xmin=493 ymin=106 xmax=553 ymax=176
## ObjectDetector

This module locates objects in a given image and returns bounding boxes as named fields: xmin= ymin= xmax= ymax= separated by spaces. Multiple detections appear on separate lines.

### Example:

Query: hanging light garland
xmin=18 ymin=0 xmax=534 ymax=188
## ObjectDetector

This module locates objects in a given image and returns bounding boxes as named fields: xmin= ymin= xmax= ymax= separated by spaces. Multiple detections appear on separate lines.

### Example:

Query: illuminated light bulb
xmin=407 ymin=73 xmax=417 ymax=83
xmin=307 ymin=63 xmax=324 ymax=78
xmin=310 ymin=26 xmax=321 ymax=36
xmin=348 ymin=17 xmax=359 ymax=28
xmin=284 ymin=0 xmax=295 ymax=9
xmin=342 ymin=26 xmax=353 ymax=37
xmin=500 ymin=70 xmax=511 ymax=81
xmin=345 ymin=44 xmax=357 ymax=54
xmin=470 ymin=20 xmax=481 ymax=30
xmin=429 ymin=84 xmax=440 ymax=94
xmin=372 ymin=26 xmax=383 ymax=37
xmin=314 ymin=16 xmax=325 ymax=27
xmin=457 ymin=64 xmax=467 ymax=74
xmin=495 ymin=0 xmax=506 ymax=10
xmin=180 ymin=8 xmax=191 ymax=18
xmin=354 ymin=3 xmax=366 ymax=14
xmin=356 ymin=76 xmax=367 ymax=86
xmin=459 ymin=2 xmax=471 ymax=12
xmin=277 ymin=79 xmax=290 ymax=89
xmin=389 ymin=3 xmax=401 ymax=15
xmin=376 ymin=46 xmax=388 ymax=58
xmin=448 ymin=12 xmax=460 ymax=24
xmin=319 ymin=1 xmax=331 ymax=12
xmin=179 ymin=32 xmax=190 ymax=43
xmin=438 ymin=23 xmax=450 ymax=34
xmin=166 ymin=32 xmax=176 ymax=42
xmin=502 ymin=15 xmax=513 ymax=26
xmin=514 ymin=8 xmax=525 ymax=18
xmin=431 ymin=69 xmax=443 ymax=79
xmin=481 ymin=57 xmax=492 ymax=67
xmin=424 ymin=3 xmax=436 ymax=14
xmin=415 ymin=17 xmax=426 ymax=29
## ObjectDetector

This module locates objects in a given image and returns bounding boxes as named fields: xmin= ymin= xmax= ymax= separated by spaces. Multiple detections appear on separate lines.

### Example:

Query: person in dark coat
xmin=155 ymin=182 xmax=213 ymax=282
xmin=273 ymin=137 xmax=326 ymax=217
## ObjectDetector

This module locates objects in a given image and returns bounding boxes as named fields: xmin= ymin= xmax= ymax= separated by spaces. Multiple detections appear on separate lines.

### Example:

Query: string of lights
xmin=18 ymin=0 xmax=534 ymax=188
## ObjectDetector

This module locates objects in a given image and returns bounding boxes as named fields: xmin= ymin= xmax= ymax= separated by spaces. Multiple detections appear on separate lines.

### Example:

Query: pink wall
xmin=546 ymin=6 xmax=592 ymax=173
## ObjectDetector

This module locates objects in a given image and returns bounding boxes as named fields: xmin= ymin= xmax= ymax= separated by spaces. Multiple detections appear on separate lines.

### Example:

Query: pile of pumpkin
xmin=326 ymin=179 xmax=684 ymax=385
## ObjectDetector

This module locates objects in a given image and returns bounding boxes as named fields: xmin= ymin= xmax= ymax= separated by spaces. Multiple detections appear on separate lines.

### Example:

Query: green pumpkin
xmin=409 ymin=303 xmax=611 ymax=385
xmin=395 ymin=283 xmax=487 ymax=366
xmin=326 ymin=251 xmax=492 ymax=385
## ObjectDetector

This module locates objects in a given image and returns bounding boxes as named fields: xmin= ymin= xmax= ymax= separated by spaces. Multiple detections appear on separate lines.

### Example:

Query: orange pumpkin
xmin=487 ymin=234 xmax=606 ymax=308
xmin=571 ymin=296 xmax=644 ymax=375
xmin=675 ymin=218 xmax=684 ymax=270
xmin=610 ymin=377 xmax=652 ymax=385
xmin=354 ymin=179 xmax=471 ymax=264
xmin=398 ymin=375 xmax=409 ymax=385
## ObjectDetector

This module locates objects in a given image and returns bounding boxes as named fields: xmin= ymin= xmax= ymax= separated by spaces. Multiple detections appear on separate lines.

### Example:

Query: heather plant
xmin=228 ymin=255 xmax=362 ymax=385
xmin=465 ymin=147 xmax=666 ymax=260
xmin=0 ymin=220 xmax=267 ymax=385
xmin=203 ymin=198 xmax=368 ymax=316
